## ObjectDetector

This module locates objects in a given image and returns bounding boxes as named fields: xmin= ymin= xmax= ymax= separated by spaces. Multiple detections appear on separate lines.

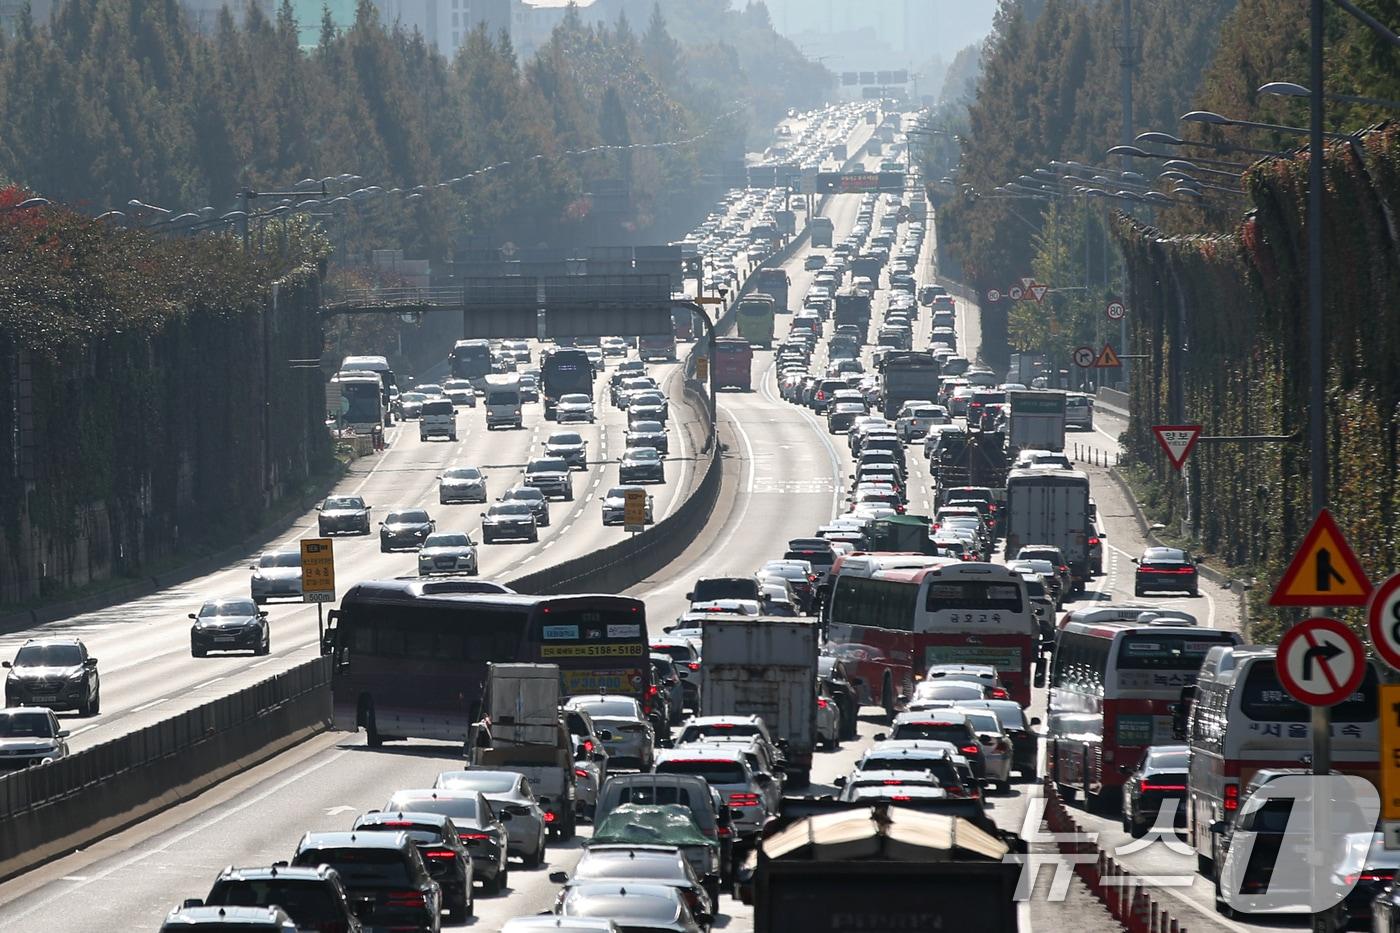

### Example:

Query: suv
xmin=4 ymin=638 xmax=100 ymax=716
xmin=1014 ymin=545 xmax=1072 ymax=596
xmin=183 ymin=864 xmax=364 ymax=932
xmin=879 ymin=713 xmax=986 ymax=782
xmin=523 ymin=457 xmax=575 ymax=501
xmin=290 ymin=831 xmax=441 ymax=931
xmin=418 ymin=397 xmax=458 ymax=442
xmin=654 ymin=745 xmax=775 ymax=840
xmin=0 ymin=707 xmax=69 ymax=768
xmin=160 ymin=907 xmax=298 ymax=932
xmin=685 ymin=577 xmax=761 ymax=605
xmin=352 ymin=811 xmax=473 ymax=921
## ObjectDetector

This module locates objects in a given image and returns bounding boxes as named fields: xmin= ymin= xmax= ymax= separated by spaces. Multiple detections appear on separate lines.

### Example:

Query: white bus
xmin=327 ymin=371 xmax=385 ymax=434
xmin=1048 ymin=619 xmax=1241 ymax=811
xmin=1184 ymin=644 xmax=1380 ymax=877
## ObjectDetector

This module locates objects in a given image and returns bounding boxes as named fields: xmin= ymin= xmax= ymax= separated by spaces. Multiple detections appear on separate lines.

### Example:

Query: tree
xmin=641 ymin=2 xmax=679 ymax=87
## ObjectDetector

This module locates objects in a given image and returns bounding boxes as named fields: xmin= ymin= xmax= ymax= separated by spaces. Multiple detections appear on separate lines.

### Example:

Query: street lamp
xmin=1108 ymin=144 xmax=1247 ymax=170
xmin=1137 ymin=130 xmax=1286 ymax=159
xmin=1258 ymin=81 xmax=1400 ymax=111
xmin=1180 ymin=109 xmax=1359 ymax=142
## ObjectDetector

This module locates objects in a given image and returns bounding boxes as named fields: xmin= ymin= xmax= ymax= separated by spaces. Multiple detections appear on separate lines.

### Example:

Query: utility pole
xmin=1119 ymin=0 xmax=1135 ymax=169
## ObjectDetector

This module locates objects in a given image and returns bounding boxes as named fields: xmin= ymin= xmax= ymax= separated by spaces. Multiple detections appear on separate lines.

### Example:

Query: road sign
xmin=695 ymin=356 xmax=709 ymax=381
xmin=1269 ymin=508 xmax=1373 ymax=607
xmin=1152 ymin=425 xmax=1202 ymax=471
xmin=1369 ymin=573 xmax=1400 ymax=670
xmin=300 ymin=538 xmax=336 ymax=603
xmin=1275 ymin=616 xmax=1366 ymax=707
xmin=1008 ymin=286 xmax=1024 ymax=301
xmin=1072 ymin=346 xmax=1095 ymax=368
xmin=1093 ymin=343 xmax=1122 ymax=368
xmin=1020 ymin=276 xmax=1034 ymax=290
xmin=986 ymin=288 xmax=1002 ymax=303
xmin=1381 ymin=685 xmax=1400 ymax=845
xmin=1106 ymin=300 xmax=1126 ymax=321
xmin=1028 ymin=283 xmax=1048 ymax=303
xmin=624 ymin=489 xmax=648 ymax=533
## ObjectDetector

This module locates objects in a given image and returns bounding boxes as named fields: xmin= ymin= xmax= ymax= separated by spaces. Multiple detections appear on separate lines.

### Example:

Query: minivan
xmin=418 ymin=398 xmax=458 ymax=442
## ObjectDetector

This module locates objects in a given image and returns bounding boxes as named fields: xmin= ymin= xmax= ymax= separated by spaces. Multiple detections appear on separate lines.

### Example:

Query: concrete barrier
xmin=0 ymin=658 xmax=331 ymax=882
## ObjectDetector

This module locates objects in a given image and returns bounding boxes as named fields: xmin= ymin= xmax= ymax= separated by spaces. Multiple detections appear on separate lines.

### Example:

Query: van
xmin=418 ymin=398 xmax=457 ymax=441
xmin=594 ymin=773 xmax=727 ymax=900
xmin=484 ymin=375 xmax=523 ymax=430
xmin=1065 ymin=393 xmax=1094 ymax=430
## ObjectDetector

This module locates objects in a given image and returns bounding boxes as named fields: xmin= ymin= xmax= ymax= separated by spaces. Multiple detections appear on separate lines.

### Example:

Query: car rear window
xmin=294 ymin=848 xmax=411 ymax=887
xmin=693 ymin=579 xmax=758 ymax=601
xmin=657 ymin=759 xmax=746 ymax=784
xmin=207 ymin=880 xmax=341 ymax=919
xmin=891 ymin=723 xmax=970 ymax=744
xmin=421 ymin=400 xmax=454 ymax=415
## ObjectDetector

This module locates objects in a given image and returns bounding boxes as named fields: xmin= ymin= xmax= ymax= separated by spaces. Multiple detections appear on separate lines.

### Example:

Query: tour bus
xmin=712 ymin=338 xmax=754 ymax=391
xmin=449 ymin=339 xmax=494 ymax=389
xmin=324 ymin=580 xmax=651 ymax=745
xmin=823 ymin=554 xmax=953 ymax=714
xmin=327 ymin=370 xmax=385 ymax=433
xmin=340 ymin=355 xmax=397 ymax=404
xmin=736 ymin=295 xmax=777 ymax=348
xmin=1047 ymin=619 xmax=1241 ymax=810
xmin=753 ymin=268 xmax=791 ymax=312
xmin=1184 ymin=644 xmax=1380 ymax=877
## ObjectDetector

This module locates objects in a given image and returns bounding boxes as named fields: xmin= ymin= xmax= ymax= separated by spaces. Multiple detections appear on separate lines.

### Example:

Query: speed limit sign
xmin=1369 ymin=572 xmax=1400 ymax=670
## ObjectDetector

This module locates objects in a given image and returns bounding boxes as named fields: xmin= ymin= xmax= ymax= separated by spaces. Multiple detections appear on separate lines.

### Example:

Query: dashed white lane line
xmin=131 ymin=698 xmax=169 ymax=713
xmin=193 ymin=677 xmax=225 ymax=690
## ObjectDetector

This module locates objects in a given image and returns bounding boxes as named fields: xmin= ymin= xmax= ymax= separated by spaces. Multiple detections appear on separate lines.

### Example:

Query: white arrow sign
xmin=324 ymin=805 xmax=358 ymax=817
xmin=1008 ymin=286 xmax=1024 ymax=301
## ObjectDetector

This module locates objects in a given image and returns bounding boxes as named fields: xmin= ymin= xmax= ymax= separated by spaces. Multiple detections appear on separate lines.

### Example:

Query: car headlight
xmin=67 ymin=670 xmax=85 ymax=682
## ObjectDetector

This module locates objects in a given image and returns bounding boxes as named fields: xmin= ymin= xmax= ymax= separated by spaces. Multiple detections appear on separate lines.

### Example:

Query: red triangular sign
xmin=1020 ymin=276 xmax=1035 ymax=289
xmin=1094 ymin=343 xmax=1121 ymax=367
xmin=1152 ymin=425 xmax=1202 ymax=470
xmin=1269 ymin=508 xmax=1374 ymax=607
xmin=1029 ymin=284 xmax=1048 ymax=303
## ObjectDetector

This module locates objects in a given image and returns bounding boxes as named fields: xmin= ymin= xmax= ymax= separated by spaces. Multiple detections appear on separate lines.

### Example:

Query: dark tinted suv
xmin=186 ymin=864 xmax=362 ymax=933
xmin=3 ymin=637 xmax=100 ymax=716
xmin=352 ymin=811 xmax=473 ymax=922
xmin=291 ymin=831 xmax=440 ymax=932
xmin=882 ymin=714 xmax=986 ymax=780
xmin=687 ymin=577 xmax=761 ymax=604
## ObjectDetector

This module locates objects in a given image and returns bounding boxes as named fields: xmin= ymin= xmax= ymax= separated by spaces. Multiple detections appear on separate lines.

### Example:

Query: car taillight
xmin=1088 ymin=537 xmax=1099 ymax=546
xmin=575 ymin=768 xmax=589 ymax=778
xmin=1224 ymin=783 xmax=1239 ymax=812
xmin=459 ymin=832 xmax=490 ymax=842
xmin=1059 ymin=565 xmax=1068 ymax=573
xmin=1346 ymin=869 xmax=1396 ymax=884
xmin=717 ymin=825 xmax=733 ymax=838
xmin=990 ymin=687 xmax=1009 ymax=700
xmin=989 ymin=503 xmax=998 ymax=512
xmin=688 ymin=661 xmax=700 ymax=671
xmin=961 ymin=744 xmax=980 ymax=755
xmin=387 ymin=890 xmax=427 ymax=907
xmin=817 ymin=697 xmax=830 ymax=709
xmin=422 ymin=849 xmax=456 ymax=860
xmin=582 ymin=739 xmax=594 ymax=753
xmin=729 ymin=793 xmax=761 ymax=807
xmin=543 ymin=811 xmax=556 ymax=823
xmin=1140 ymin=781 xmax=1186 ymax=792
xmin=945 ymin=785 xmax=964 ymax=797
xmin=817 ymin=391 xmax=825 ymax=399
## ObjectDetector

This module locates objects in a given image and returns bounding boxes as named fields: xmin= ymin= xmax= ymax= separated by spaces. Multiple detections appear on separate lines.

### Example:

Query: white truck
xmin=469 ymin=663 xmax=577 ymax=838
xmin=700 ymin=618 xmax=818 ymax=787
xmin=1007 ymin=390 xmax=1066 ymax=452
xmin=483 ymin=373 xmax=523 ymax=430
xmin=1003 ymin=466 xmax=1093 ymax=589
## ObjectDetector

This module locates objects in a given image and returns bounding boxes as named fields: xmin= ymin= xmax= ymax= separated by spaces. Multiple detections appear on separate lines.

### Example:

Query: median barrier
xmin=0 ymin=657 xmax=331 ymax=882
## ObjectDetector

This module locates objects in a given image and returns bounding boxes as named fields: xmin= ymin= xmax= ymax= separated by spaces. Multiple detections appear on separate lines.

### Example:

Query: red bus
xmin=325 ymin=580 xmax=651 ymax=745
xmin=1048 ymin=619 xmax=1241 ymax=810
xmin=712 ymin=338 xmax=754 ymax=391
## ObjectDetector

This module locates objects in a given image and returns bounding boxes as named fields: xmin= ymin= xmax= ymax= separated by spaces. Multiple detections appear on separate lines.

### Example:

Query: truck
xmin=469 ymin=663 xmax=578 ymax=838
xmin=753 ymin=268 xmax=791 ymax=313
xmin=1004 ymin=467 xmax=1093 ymax=589
xmin=1007 ymin=390 xmax=1066 ymax=452
xmin=930 ymin=430 xmax=1009 ymax=491
xmin=736 ymin=294 xmax=777 ymax=348
xmin=483 ymin=373 xmax=523 ymax=429
xmin=639 ymin=332 xmax=677 ymax=361
xmin=876 ymin=350 xmax=941 ymax=419
xmin=701 ymin=617 xmax=818 ymax=787
xmin=809 ymin=217 xmax=834 ymax=248
xmin=833 ymin=286 xmax=872 ymax=341
xmin=1007 ymin=352 xmax=1048 ymax=387
xmin=540 ymin=347 xmax=594 ymax=419
xmin=326 ymin=370 xmax=385 ymax=433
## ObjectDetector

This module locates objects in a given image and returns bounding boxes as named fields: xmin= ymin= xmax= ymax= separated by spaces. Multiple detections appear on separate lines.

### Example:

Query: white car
xmin=816 ymin=688 xmax=841 ymax=750
xmin=600 ymin=485 xmax=655 ymax=526
xmin=946 ymin=706 xmax=1015 ymax=792
xmin=896 ymin=402 xmax=950 ymax=441
xmin=249 ymin=549 xmax=302 ymax=604
xmin=417 ymin=531 xmax=479 ymax=576
xmin=555 ymin=393 xmax=595 ymax=423
xmin=439 ymin=465 xmax=487 ymax=504
xmin=442 ymin=379 xmax=478 ymax=407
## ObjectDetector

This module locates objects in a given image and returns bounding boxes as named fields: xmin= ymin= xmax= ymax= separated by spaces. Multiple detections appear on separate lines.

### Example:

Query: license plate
xmin=31 ymin=696 xmax=57 ymax=703
xmin=215 ymin=636 xmax=236 ymax=643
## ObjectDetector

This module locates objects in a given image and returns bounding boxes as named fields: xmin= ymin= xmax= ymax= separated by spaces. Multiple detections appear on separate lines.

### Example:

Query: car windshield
xmin=628 ymin=448 xmax=660 ymax=462
xmin=259 ymin=551 xmax=301 ymax=568
xmin=490 ymin=503 xmax=532 ymax=516
xmin=1147 ymin=748 xmax=1190 ymax=771
xmin=206 ymin=880 xmax=341 ymax=919
xmin=387 ymin=511 xmax=429 ymax=524
xmin=607 ymin=487 xmax=643 ymax=499
xmin=862 ymin=756 xmax=946 ymax=772
xmin=295 ymin=848 xmax=410 ymax=887
xmin=0 ymin=711 xmax=54 ymax=737
xmin=444 ymin=468 xmax=480 ymax=480
xmin=324 ymin=497 xmax=364 ymax=510
xmin=680 ymin=723 xmax=759 ymax=742
xmin=423 ymin=533 xmax=471 ymax=548
xmin=891 ymin=722 xmax=968 ymax=743
xmin=960 ymin=712 xmax=1001 ymax=733
xmin=199 ymin=600 xmax=257 ymax=617
xmin=577 ymin=855 xmax=684 ymax=882
xmin=631 ymin=422 xmax=664 ymax=434
xmin=549 ymin=433 xmax=583 ymax=445
xmin=560 ymin=394 xmax=592 ymax=405
xmin=402 ymin=392 xmax=426 ymax=402
xmin=528 ymin=458 xmax=569 ymax=473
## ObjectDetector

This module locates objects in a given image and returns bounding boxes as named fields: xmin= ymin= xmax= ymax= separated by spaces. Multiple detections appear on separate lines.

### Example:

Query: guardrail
xmin=0 ymin=658 xmax=331 ymax=881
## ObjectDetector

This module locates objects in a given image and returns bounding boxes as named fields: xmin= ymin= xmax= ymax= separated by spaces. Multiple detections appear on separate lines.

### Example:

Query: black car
xmin=383 ymin=790 xmax=510 ymax=895
xmin=817 ymin=655 xmax=860 ymax=741
xmin=291 ymin=831 xmax=440 ymax=933
xmin=352 ymin=811 xmax=473 ymax=922
xmin=1134 ymin=546 xmax=1199 ymax=597
xmin=880 ymin=714 xmax=986 ymax=781
xmin=501 ymin=486 xmax=551 ymax=527
xmin=619 ymin=447 xmax=666 ymax=484
xmin=1353 ymin=835 xmax=1400 ymax=929
xmin=379 ymin=509 xmax=435 ymax=552
xmin=190 ymin=597 xmax=270 ymax=657
xmin=317 ymin=495 xmax=372 ymax=536
xmin=624 ymin=421 xmax=669 ymax=455
xmin=1119 ymin=744 xmax=1189 ymax=838
xmin=4 ymin=637 xmax=100 ymax=716
xmin=544 ymin=431 xmax=590 ymax=469
xmin=481 ymin=503 xmax=538 ymax=544
xmin=185 ymin=864 xmax=364 ymax=933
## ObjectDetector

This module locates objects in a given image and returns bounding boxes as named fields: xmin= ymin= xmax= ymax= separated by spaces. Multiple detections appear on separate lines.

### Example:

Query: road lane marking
xmin=193 ymin=677 xmax=224 ymax=690
xmin=131 ymin=698 xmax=169 ymax=713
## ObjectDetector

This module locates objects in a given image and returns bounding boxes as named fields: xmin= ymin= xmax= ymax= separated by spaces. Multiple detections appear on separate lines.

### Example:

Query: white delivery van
xmin=418 ymin=397 xmax=458 ymax=441
xmin=484 ymin=374 xmax=523 ymax=430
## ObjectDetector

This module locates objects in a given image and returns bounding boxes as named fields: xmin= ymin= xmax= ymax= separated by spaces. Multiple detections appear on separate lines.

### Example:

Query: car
xmin=817 ymin=656 xmax=861 ymax=741
xmin=4 ymin=637 xmax=101 ymax=716
xmin=189 ymin=597 xmax=270 ymax=657
xmin=651 ymin=653 xmax=687 ymax=726
xmin=545 ymin=431 xmax=590 ymax=469
xmin=945 ymin=706 xmax=1014 ymax=791
xmin=183 ymin=864 xmax=364 ymax=933
xmin=600 ymin=485 xmax=655 ymax=526
xmin=601 ymin=336 xmax=630 ymax=357
xmin=1007 ymin=558 xmax=1065 ymax=608
xmin=434 ymin=770 xmax=548 ymax=868
xmin=842 ymin=744 xmax=967 ymax=798
xmin=502 ymin=486 xmax=551 ymax=527
xmin=625 ymin=420 xmax=669 ymax=455
xmin=564 ymin=695 xmax=655 ymax=771
xmin=524 ymin=456 xmax=575 ymax=500
xmin=756 ymin=559 xmax=817 ymax=613
xmin=619 ymin=446 xmax=666 ymax=484
xmin=0 ymin=707 xmax=69 ymax=768
xmin=1134 ymin=546 xmax=1199 ymax=597
xmin=442 ymin=378 xmax=478 ymax=407
xmin=378 ymin=509 xmax=435 ymax=552
xmin=383 ymin=789 xmax=511 ymax=894
xmin=417 ymin=531 xmax=479 ymax=576
xmin=1340 ymin=832 xmax=1400 ymax=928
xmin=879 ymin=712 xmax=988 ymax=784
xmin=1013 ymin=545 xmax=1073 ymax=595
xmin=1013 ymin=448 xmax=1073 ymax=470
xmin=815 ymin=686 xmax=841 ymax=750
xmin=896 ymin=402 xmax=950 ymax=441
xmin=439 ymin=466 xmax=488 ymax=504
xmin=650 ymin=637 xmax=702 ymax=712
xmin=518 ymin=373 xmax=540 ymax=403
xmin=826 ymin=401 xmax=867 ymax=434
xmin=803 ymin=253 xmax=827 ymax=270
xmin=564 ymin=708 xmax=612 ymax=820
xmin=396 ymin=391 xmax=428 ymax=420
xmin=159 ymin=906 xmax=299 ymax=932
xmin=1119 ymin=744 xmax=1189 ymax=838
xmin=923 ymin=664 xmax=1004 ymax=692
xmin=953 ymin=699 xmax=1040 ymax=779
xmin=317 ymin=495 xmax=371 ymax=535
xmin=837 ymin=768 xmax=945 ymax=801
xmin=291 ymin=831 xmax=442 ymax=931
xmin=908 ymin=679 xmax=992 ymax=706
xmin=653 ymin=746 xmax=773 ymax=840
xmin=551 ymin=847 xmax=713 ymax=928
xmin=249 ymin=548 xmax=303 ymax=603
xmin=481 ymin=502 xmax=538 ymax=543
xmin=556 ymin=393 xmax=596 ymax=423
xmin=757 ymin=581 xmax=801 ymax=617
xmin=556 ymin=882 xmax=703 ymax=933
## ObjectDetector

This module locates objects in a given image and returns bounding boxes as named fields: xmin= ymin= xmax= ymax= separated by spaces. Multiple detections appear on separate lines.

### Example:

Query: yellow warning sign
xmin=695 ymin=357 xmax=709 ymax=382
xmin=1269 ymin=508 xmax=1373 ymax=607
xmin=1380 ymin=685 xmax=1400 ymax=821
xmin=1093 ymin=343 xmax=1122 ymax=368
xmin=300 ymin=538 xmax=336 ymax=603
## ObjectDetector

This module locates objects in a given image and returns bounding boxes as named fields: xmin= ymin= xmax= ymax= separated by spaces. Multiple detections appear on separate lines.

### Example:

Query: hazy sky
xmin=759 ymin=0 xmax=996 ymax=70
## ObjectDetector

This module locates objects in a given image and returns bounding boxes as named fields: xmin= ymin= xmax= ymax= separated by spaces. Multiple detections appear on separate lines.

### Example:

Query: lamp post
xmin=1258 ymin=80 xmax=1400 ymax=111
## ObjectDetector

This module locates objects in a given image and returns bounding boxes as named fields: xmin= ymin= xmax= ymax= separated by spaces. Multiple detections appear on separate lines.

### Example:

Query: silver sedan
xmin=434 ymin=769 xmax=548 ymax=867
xmin=564 ymin=695 xmax=655 ymax=771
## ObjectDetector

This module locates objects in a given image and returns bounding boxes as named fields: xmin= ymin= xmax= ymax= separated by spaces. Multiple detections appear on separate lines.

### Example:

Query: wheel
xmin=256 ymin=629 xmax=270 ymax=656
xmin=705 ymin=877 xmax=721 ymax=907
xmin=78 ymin=692 xmax=93 ymax=718
xmin=523 ymin=842 xmax=543 ymax=869
xmin=469 ymin=564 xmax=479 ymax=576
xmin=1197 ymin=851 xmax=1215 ymax=880
xmin=1190 ymin=588 xmax=1200 ymax=597
xmin=90 ymin=690 xmax=100 ymax=715
xmin=1214 ymin=877 xmax=1235 ymax=918
xmin=881 ymin=674 xmax=897 ymax=722
xmin=789 ymin=769 xmax=811 ymax=788
xmin=559 ymin=808 xmax=576 ymax=841
xmin=447 ymin=888 xmax=469 ymax=923
xmin=1128 ymin=815 xmax=1146 ymax=838
xmin=253 ymin=595 xmax=265 ymax=605
xmin=1134 ymin=586 xmax=1143 ymax=597
xmin=495 ymin=867 xmax=509 ymax=893
xmin=564 ymin=490 xmax=573 ymax=501
xmin=529 ymin=531 xmax=539 ymax=543
xmin=450 ymin=433 xmax=457 ymax=441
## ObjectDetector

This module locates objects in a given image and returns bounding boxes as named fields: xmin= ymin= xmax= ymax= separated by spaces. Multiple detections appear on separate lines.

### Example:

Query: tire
xmin=705 ymin=877 xmax=721 ymax=908
xmin=495 ymin=867 xmax=509 ymax=894
xmin=447 ymin=888 xmax=469 ymax=923
xmin=380 ymin=541 xmax=390 ymax=553
xmin=528 ymin=531 xmax=539 ymax=543
xmin=256 ymin=629 xmax=270 ymax=656
xmin=1129 ymin=815 xmax=1146 ymax=839
xmin=78 ymin=693 xmax=93 ymax=718
xmin=523 ymin=842 xmax=543 ymax=869
xmin=1190 ymin=588 xmax=1200 ymax=598
xmin=564 ymin=490 xmax=573 ymax=501
xmin=90 ymin=690 xmax=100 ymax=715
xmin=559 ymin=808 xmax=576 ymax=841
xmin=1198 ymin=851 xmax=1215 ymax=880
xmin=1057 ymin=782 xmax=1078 ymax=803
